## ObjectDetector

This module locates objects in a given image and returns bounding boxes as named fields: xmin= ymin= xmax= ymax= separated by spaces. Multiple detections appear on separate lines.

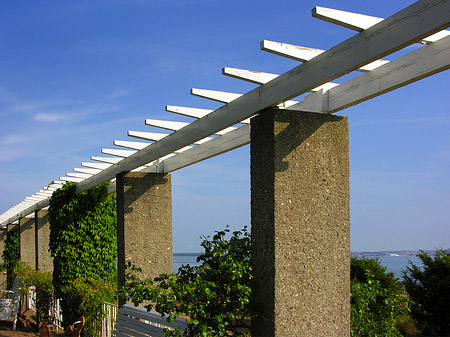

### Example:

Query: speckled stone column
xmin=251 ymin=108 xmax=350 ymax=337
xmin=35 ymin=209 xmax=52 ymax=272
xmin=0 ymin=228 xmax=7 ymax=287
xmin=19 ymin=216 xmax=36 ymax=269
xmin=116 ymin=172 xmax=173 ymax=300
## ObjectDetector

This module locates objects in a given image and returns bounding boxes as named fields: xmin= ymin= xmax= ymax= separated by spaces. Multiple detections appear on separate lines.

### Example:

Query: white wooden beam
xmin=289 ymin=33 xmax=450 ymax=114
xmin=146 ymin=118 xmax=237 ymax=136
xmin=165 ymin=105 xmax=214 ymax=119
xmin=60 ymin=176 xmax=84 ymax=183
xmin=128 ymin=130 xmax=169 ymax=141
xmin=312 ymin=6 xmax=450 ymax=44
xmin=74 ymin=167 xmax=102 ymax=175
xmin=82 ymin=162 xmax=112 ymax=170
xmin=261 ymin=40 xmax=389 ymax=72
xmin=73 ymin=0 xmax=450 ymax=198
xmin=113 ymin=140 xmax=149 ymax=150
xmin=66 ymin=172 xmax=93 ymax=179
xmin=191 ymin=88 xmax=241 ymax=103
xmin=91 ymin=156 xmax=122 ymax=164
xmin=101 ymin=148 xmax=137 ymax=158
xmin=222 ymin=67 xmax=339 ymax=92
xmin=141 ymin=124 xmax=251 ymax=173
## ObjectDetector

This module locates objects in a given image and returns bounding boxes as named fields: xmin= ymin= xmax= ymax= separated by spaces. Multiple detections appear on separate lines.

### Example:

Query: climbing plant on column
xmin=1 ymin=227 xmax=19 ymax=288
xmin=48 ymin=182 xmax=117 ymax=328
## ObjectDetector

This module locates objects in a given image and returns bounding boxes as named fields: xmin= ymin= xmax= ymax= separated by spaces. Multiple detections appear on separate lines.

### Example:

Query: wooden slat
xmin=114 ymin=141 xmax=149 ymax=150
xmin=127 ymin=131 xmax=169 ymax=141
xmin=82 ymin=162 xmax=112 ymax=170
xmin=102 ymin=149 xmax=137 ymax=158
xmin=290 ymin=33 xmax=450 ymax=113
xmin=312 ymin=6 xmax=450 ymax=44
xmin=261 ymin=40 xmax=389 ymax=71
xmin=165 ymin=105 xmax=213 ymax=119
xmin=91 ymin=156 xmax=122 ymax=164
xmin=115 ymin=314 xmax=165 ymax=337
xmin=66 ymin=172 xmax=93 ymax=179
xmin=74 ymin=168 xmax=102 ymax=175
xmin=191 ymin=88 xmax=241 ymax=103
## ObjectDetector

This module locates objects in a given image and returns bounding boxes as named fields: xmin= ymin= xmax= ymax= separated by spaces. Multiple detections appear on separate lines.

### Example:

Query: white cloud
xmin=0 ymin=135 xmax=27 ymax=145
xmin=34 ymin=113 xmax=68 ymax=122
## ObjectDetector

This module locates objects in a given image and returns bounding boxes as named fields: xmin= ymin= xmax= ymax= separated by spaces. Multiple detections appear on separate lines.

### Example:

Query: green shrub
xmin=403 ymin=249 xmax=450 ymax=336
xmin=122 ymin=226 xmax=253 ymax=337
xmin=65 ymin=278 xmax=117 ymax=337
xmin=350 ymin=257 xmax=409 ymax=336
xmin=49 ymin=182 xmax=117 ymax=327
xmin=14 ymin=261 xmax=54 ymax=324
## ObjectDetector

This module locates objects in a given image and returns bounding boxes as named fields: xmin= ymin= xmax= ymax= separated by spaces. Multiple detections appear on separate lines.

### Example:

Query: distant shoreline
xmin=174 ymin=250 xmax=440 ymax=258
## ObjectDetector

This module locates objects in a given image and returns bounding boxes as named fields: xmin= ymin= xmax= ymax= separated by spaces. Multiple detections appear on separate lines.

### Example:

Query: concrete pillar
xmin=251 ymin=108 xmax=350 ymax=337
xmin=19 ymin=215 xmax=36 ymax=269
xmin=35 ymin=209 xmax=52 ymax=273
xmin=116 ymin=172 xmax=173 ymax=294
xmin=0 ymin=228 xmax=7 ymax=288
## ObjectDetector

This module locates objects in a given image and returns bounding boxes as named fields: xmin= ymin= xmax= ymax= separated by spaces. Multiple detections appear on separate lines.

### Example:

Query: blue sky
xmin=0 ymin=0 xmax=449 ymax=253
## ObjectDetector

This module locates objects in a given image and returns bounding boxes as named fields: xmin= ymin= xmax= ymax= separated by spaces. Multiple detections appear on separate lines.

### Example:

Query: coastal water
xmin=173 ymin=253 xmax=424 ymax=280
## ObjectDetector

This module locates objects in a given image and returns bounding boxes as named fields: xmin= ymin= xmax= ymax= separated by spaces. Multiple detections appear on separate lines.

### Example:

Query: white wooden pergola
xmin=1 ymin=0 xmax=450 ymax=227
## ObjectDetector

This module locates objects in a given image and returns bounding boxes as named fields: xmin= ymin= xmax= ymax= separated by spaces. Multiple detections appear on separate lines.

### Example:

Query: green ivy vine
xmin=1 ymin=227 xmax=19 ymax=288
xmin=48 ymin=182 xmax=117 ymax=327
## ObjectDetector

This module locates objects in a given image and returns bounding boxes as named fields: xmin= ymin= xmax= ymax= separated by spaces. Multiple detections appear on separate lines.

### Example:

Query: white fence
xmin=102 ymin=302 xmax=118 ymax=337
xmin=28 ymin=288 xmax=118 ymax=337
xmin=27 ymin=289 xmax=64 ymax=330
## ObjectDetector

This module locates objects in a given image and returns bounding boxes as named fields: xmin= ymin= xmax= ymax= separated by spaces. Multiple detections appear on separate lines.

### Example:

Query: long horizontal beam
xmin=71 ymin=0 xmax=450 ymax=196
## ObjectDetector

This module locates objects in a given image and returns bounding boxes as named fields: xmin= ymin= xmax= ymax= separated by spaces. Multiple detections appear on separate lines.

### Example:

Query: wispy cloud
xmin=34 ymin=113 xmax=68 ymax=122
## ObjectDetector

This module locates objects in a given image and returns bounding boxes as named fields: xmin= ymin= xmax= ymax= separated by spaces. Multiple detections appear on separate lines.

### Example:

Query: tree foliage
xmin=48 ymin=182 xmax=117 ymax=327
xmin=350 ymin=257 xmax=409 ymax=337
xmin=403 ymin=249 xmax=450 ymax=336
xmin=122 ymin=226 xmax=253 ymax=337
xmin=14 ymin=261 xmax=54 ymax=324
xmin=1 ymin=227 xmax=20 ymax=288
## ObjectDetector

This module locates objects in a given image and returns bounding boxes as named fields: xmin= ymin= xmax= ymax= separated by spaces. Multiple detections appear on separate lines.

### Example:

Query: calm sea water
xmin=173 ymin=253 xmax=423 ymax=280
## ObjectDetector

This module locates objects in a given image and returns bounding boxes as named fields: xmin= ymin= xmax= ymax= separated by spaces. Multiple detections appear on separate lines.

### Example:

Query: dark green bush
xmin=403 ymin=249 xmax=450 ymax=336
xmin=350 ymin=257 xmax=410 ymax=336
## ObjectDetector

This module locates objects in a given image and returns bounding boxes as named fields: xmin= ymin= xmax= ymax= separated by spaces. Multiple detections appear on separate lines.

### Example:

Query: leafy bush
xmin=14 ymin=261 xmax=54 ymax=324
xmin=49 ymin=182 xmax=117 ymax=327
xmin=403 ymin=249 xmax=450 ymax=336
xmin=65 ymin=278 xmax=117 ymax=337
xmin=2 ymin=228 xmax=19 ymax=288
xmin=350 ymin=257 xmax=409 ymax=336
xmin=122 ymin=226 xmax=253 ymax=337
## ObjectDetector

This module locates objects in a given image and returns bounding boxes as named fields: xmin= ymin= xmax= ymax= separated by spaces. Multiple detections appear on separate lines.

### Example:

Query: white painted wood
xmin=91 ymin=156 xmax=122 ymax=164
xmin=60 ymin=177 xmax=84 ymax=183
xmin=222 ymin=66 xmax=339 ymax=92
xmin=141 ymin=124 xmax=250 ymax=173
xmin=127 ymin=130 xmax=169 ymax=141
xmin=145 ymin=119 xmax=189 ymax=130
xmin=113 ymin=140 xmax=149 ymax=150
xmin=82 ymin=162 xmax=112 ymax=170
xmin=192 ymin=87 xmax=299 ymax=108
xmin=222 ymin=67 xmax=278 ymax=85
xmin=74 ymin=168 xmax=102 ymax=175
xmin=290 ymin=34 xmax=450 ymax=113
xmin=101 ymin=148 xmax=137 ymax=158
xmin=166 ymin=105 xmax=213 ymax=118
xmin=73 ymin=0 xmax=450 ymax=197
xmin=66 ymin=172 xmax=93 ymax=179
xmin=191 ymin=88 xmax=242 ymax=103
xmin=312 ymin=6 xmax=450 ymax=44
xmin=261 ymin=40 xmax=389 ymax=72
xmin=146 ymin=118 xmax=237 ymax=136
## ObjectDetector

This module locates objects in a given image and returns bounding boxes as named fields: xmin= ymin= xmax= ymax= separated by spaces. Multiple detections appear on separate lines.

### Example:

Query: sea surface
xmin=173 ymin=253 xmax=424 ymax=280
